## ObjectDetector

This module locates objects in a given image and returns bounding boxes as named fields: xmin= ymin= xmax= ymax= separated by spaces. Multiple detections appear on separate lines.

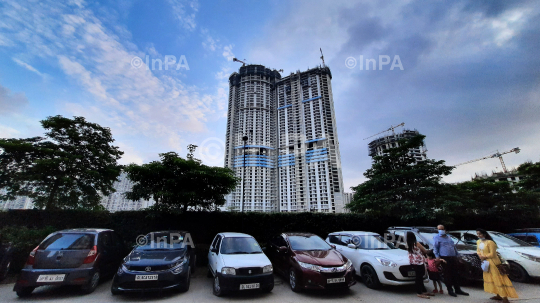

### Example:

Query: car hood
xmin=294 ymin=249 xmax=345 ymax=266
xmin=220 ymin=253 xmax=271 ymax=268
xmin=456 ymin=244 xmax=478 ymax=254
xmin=510 ymin=246 xmax=540 ymax=257
xmin=125 ymin=249 xmax=186 ymax=266
xmin=363 ymin=249 xmax=409 ymax=262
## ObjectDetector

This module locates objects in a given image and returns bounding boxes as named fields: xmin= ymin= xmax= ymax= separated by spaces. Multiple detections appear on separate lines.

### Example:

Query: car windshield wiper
xmin=228 ymin=251 xmax=250 ymax=254
xmin=249 ymin=251 xmax=262 ymax=254
xmin=143 ymin=248 xmax=171 ymax=251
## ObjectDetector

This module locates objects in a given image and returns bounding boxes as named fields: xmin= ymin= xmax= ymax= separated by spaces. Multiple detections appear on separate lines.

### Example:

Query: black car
xmin=13 ymin=228 xmax=125 ymax=297
xmin=111 ymin=231 xmax=195 ymax=294
xmin=385 ymin=227 xmax=483 ymax=281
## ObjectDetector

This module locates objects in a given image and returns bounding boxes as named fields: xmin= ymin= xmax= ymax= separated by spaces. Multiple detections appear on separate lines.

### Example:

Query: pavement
xmin=1 ymin=268 xmax=539 ymax=303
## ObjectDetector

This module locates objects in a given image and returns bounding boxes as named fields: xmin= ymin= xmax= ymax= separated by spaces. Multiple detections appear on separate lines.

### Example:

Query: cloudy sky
xmin=1 ymin=0 xmax=539 ymax=191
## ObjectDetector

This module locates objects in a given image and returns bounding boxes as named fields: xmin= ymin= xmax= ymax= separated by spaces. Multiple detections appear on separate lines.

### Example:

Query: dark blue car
xmin=509 ymin=229 xmax=540 ymax=248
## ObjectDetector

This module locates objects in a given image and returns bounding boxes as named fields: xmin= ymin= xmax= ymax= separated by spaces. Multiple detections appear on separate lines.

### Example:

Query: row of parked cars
xmin=10 ymin=227 xmax=540 ymax=297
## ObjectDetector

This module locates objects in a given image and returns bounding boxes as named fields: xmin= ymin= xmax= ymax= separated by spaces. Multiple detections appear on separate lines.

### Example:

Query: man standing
xmin=433 ymin=225 xmax=469 ymax=297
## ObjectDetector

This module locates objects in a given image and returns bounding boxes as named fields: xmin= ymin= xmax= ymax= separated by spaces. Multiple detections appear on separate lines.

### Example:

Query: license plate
xmin=37 ymin=274 xmax=65 ymax=282
xmin=135 ymin=275 xmax=158 ymax=281
xmin=240 ymin=283 xmax=260 ymax=290
xmin=408 ymin=271 xmax=416 ymax=277
xmin=327 ymin=277 xmax=346 ymax=284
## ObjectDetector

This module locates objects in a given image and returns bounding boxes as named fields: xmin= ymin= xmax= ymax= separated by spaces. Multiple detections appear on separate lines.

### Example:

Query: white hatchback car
xmin=326 ymin=231 xmax=428 ymax=289
xmin=207 ymin=233 xmax=274 ymax=296
xmin=450 ymin=230 xmax=540 ymax=282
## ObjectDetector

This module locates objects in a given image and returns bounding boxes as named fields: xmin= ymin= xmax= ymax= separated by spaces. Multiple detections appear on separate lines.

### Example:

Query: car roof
xmin=387 ymin=226 xmax=438 ymax=232
xmin=57 ymin=228 xmax=112 ymax=233
xmin=282 ymin=232 xmax=316 ymax=237
xmin=148 ymin=230 xmax=188 ymax=235
xmin=220 ymin=232 xmax=253 ymax=238
xmin=328 ymin=231 xmax=379 ymax=236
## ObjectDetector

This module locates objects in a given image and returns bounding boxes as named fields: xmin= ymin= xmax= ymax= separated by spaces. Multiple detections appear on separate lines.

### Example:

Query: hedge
xmin=1 ymin=210 xmax=539 ymax=272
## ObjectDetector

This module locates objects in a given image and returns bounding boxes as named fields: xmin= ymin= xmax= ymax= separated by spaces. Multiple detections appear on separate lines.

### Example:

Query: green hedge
xmin=1 ymin=210 xmax=539 ymax=273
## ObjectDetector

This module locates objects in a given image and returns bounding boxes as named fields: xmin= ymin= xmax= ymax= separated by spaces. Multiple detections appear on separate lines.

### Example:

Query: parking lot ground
xmin=1 ymin=268 xmax=539 ymax=303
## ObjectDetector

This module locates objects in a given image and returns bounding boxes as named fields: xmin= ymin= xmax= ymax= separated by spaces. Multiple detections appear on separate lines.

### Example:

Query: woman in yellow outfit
xmin=476 ymin=229 xmax=518 ymax=303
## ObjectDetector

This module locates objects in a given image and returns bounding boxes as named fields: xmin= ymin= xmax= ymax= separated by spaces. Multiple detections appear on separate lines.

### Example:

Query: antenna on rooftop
xmin=320 ymin=48 xmax=325 ymax=66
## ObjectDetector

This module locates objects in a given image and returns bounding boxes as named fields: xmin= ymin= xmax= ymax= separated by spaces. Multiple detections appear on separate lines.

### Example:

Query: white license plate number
xmin=327 ymin=277 xmax=346 ymax=284
xmin=408 ymin=271 xmax=416 ymax=277
xmin=37 ymin=274 xmax=65 ymax=282
xmin=135 ymin=275 xmax=158 ymax=281
xmin=240 ymin=283 xmax=260 ymax=290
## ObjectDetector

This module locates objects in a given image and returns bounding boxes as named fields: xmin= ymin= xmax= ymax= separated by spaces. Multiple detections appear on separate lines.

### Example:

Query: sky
xmin=0 ymin=0 xmax=539 ymax=191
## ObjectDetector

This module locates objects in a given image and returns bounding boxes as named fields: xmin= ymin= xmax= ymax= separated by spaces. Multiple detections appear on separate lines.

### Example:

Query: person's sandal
xmin=417 ymin=294 xmax=431 ymax=299
xmin=439 ymin=289 xmax=444 ymax=294
xmin=490 ymin=296 xmax=503 ymax=301
xmin=423 ymin=292 xmax=435 ymax=296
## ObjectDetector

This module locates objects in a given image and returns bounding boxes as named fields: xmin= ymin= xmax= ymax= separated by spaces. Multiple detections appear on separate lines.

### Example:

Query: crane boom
xmin=363 ymin=122 xmax=405 ymax=140
xmin=454 ymin=147 xmax=520 ymax=173
xmin=232 ymin=58 xmax=247 ymax=66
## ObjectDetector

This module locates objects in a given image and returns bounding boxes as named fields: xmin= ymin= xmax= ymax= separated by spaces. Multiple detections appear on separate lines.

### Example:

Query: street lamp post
xmin=241 ymin=135 xmax=248 ymax=212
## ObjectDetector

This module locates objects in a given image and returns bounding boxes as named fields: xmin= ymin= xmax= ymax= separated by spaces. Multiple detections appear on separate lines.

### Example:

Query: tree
xmin=124 ymin=151 xmax=238 ymax=212
xmin=517 ymin=160 xmax=540 ymax=192
xmin=346 ymin=134 xmax=454 ymax=219
xmin=0 ymin=116 xmax=123 ymax=210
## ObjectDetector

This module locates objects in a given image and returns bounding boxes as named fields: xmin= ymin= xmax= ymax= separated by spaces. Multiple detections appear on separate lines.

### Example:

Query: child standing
xmin=426 ymin=250 xmax=446 ymax=295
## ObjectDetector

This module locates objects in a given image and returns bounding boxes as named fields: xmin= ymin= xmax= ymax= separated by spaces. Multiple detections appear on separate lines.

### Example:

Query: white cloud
xmin=0 ymin=124 xmax=20 ymax=138
xmin=12 ymin=58 xmax=46 ymax=78
xmin=167 ymin=0 xmax=199 ymax=31
xmin=0 ymin=83 xmax=28 ymax=114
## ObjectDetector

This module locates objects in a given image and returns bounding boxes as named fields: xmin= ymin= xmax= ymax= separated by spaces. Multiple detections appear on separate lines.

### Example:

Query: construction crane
xmin=320 ymin=48 xmax=325 ymax=66
xmin=232 ymin=58 xmax=247 ymax=66
xmin=455 ymin=147 xmax=521 ymax=173
xmin=363 ymin=122 xmax=405 ymax=140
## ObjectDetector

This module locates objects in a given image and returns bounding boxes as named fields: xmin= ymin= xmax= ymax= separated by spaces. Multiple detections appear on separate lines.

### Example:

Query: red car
xmin=266 ymin=232 xmax=355 ymax=291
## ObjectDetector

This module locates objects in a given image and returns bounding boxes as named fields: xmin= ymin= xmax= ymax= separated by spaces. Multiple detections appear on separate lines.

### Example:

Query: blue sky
xmin=1 ymin=0 xmax=539 ymax=191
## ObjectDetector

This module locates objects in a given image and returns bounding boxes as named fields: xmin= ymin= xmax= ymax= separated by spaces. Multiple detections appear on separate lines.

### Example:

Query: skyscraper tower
xmin=224 ymin=64 xmax=344 ymax=213
xmin=367 ymin=129 xmax=427 ymax=163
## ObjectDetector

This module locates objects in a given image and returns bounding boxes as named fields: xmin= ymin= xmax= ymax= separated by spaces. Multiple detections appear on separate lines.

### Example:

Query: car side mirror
xmin=347 ymin=244 xmax=356 ymax=249
xmin=210 ymin=247 xmax=218 ymax=253
xmin=330 ymin=245 xmax=336 ymax=249
xmin=278 ymin=246 xmax=288 ymax=253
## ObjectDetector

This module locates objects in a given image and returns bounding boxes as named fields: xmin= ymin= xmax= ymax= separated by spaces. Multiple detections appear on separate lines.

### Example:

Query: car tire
xmin=16 ymin=287 xmax=35 ymax=297
xmin=361 ymin=265 xmax=382 ymax=289
xmin=262 ymin=283 xmax=274 ymax=293
xmin=207 ymin=268 xmax=213 ymax=278
xmin=0 ymin=261 xmax=10 ymax=281
xmin=81 ymin=270 xmax=100 ymax=294
xmin=178 ymin=266 xmax=191 ymax=292
xmin=213 ymin=275 xmax=225 ymax=297
xmin=289 ymin=268 xmax=301 ymax=292
xmin=191 ymin=256 xmax=196 ymax=274
xmin=508 ymin=262 xmax=529 ymax=283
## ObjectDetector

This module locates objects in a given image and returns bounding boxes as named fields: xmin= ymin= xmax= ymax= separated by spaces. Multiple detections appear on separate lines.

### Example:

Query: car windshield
xmin=220 ymin=237 xmax=263 ymax=254
xmin=40 ymin=233 xmax=95 ymax=250
xmin=357 ymin=235 xmax=395 ymax=250
xmin=136 ymin=233 xmax=186 ymax=250
xmin=289 ymin=235 xmax=331 ymax=251
xmin=491 ymin=232 xmax=533 ymax=247
xmin=419 ymin=232 xmax=459 ymax=246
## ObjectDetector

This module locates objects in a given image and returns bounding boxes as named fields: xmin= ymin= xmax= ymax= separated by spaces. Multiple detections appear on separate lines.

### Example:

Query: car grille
xmin=120 ymin=280 xmax=177 ymax=289
xmin=126 ymin=265 xmax=170 ymax=272
xmin=399 ymin=265 xmax=416 ymax=277
xmin=322 ymin=271 xmax=346 ymax=278
xmin=236 ymin=267 xmax=263 ymax=275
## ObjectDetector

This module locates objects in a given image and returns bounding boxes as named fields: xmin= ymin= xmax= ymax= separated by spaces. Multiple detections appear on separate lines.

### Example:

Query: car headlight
xmin=375 ymin=257 xmax=398 ymax=267
xmin=263 ymin=264 xmax=273 ymax=273
xmin=221 ymin=267 xmax=236 ymax=275
xmin=345 ymin=259 xmax=353 ymax=269
xmin=516 ymin=252 xmax=540 ymax=263
xmin=117 ymin=265 xmax=128 ymax=275
xmin=298 ymin=261 xmax=322 ymax=272
xmin=170 ymin=258 xmax=187 ymax=274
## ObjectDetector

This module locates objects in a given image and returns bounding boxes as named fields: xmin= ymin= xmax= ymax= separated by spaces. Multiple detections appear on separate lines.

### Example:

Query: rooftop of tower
xmin=276 ymin=65 xmax=332 ymax=84
xmin=228 ymin=64 xmax=282 ymax=85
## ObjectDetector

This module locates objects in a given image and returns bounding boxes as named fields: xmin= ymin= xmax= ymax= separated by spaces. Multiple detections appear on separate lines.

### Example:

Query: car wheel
xmin=207 ymin=268 xmax=213 ymax=278
xmin=508 ymin=262 xmax=529 ymax=283
xmin=289 ymin=268 xmax=301 ymax=292
xmin=361 ymin=265 xmax=382 ymax=289
xmin=81 ymin=270 xmax=100 ymax=294
xmin=178 ymin=266 xmax=191 ymax=292
xmin=0 ymin=261 xmax=10 ymax=281
xmin=191 ymin=256 xmax=196 ymax=274
xmin=16 ymin=287 xmax=35 ymax=297
xmin=213 ymin=275 xmax=225 ymax=296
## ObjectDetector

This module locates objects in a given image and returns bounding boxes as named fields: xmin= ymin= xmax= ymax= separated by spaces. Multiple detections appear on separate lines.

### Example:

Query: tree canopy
xmin=124 ymin=151 xmax=238 ymax=212
xmin=517 ymin=160 xmax=540 ymax=192
xmin=0 ymin=115 xmax=123 ymax=210
xmin=346 ymin=134 xmax=454 ymax=219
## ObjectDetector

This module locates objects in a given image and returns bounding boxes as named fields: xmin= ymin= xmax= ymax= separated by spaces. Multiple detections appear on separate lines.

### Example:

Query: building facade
xmin=368 ymin=129 xmax=427 ymax=163
xmin=99 ymin=172 xmax=155 ymax=212
xmin=224 ymin=64 xmax=345 ymax=213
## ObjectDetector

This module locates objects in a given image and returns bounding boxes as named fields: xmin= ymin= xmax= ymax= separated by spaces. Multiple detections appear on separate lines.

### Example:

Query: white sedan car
xmin=207 ymin=232 xmax=274 ymax=296
xmin=450 ymin=230 xmax=540 ymax=282
xmin=326 ymin=231 xmax=428 ymax=289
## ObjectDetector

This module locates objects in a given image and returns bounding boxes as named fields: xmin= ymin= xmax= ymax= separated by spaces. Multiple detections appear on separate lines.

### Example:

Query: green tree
xmin=346 ymin=134 xmax=454 ymax=219
xmin=517 ymin=160 xmax=540 ymax=192
xmin=0 ymin=116 xmax=123 ymax=210
xmin=124 ymin=151 xmax=238 ymax=212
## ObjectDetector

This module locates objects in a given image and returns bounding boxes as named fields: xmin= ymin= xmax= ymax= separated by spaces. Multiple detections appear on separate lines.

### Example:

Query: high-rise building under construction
xmin=224 ymin=64 xmax=345 ymax=213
